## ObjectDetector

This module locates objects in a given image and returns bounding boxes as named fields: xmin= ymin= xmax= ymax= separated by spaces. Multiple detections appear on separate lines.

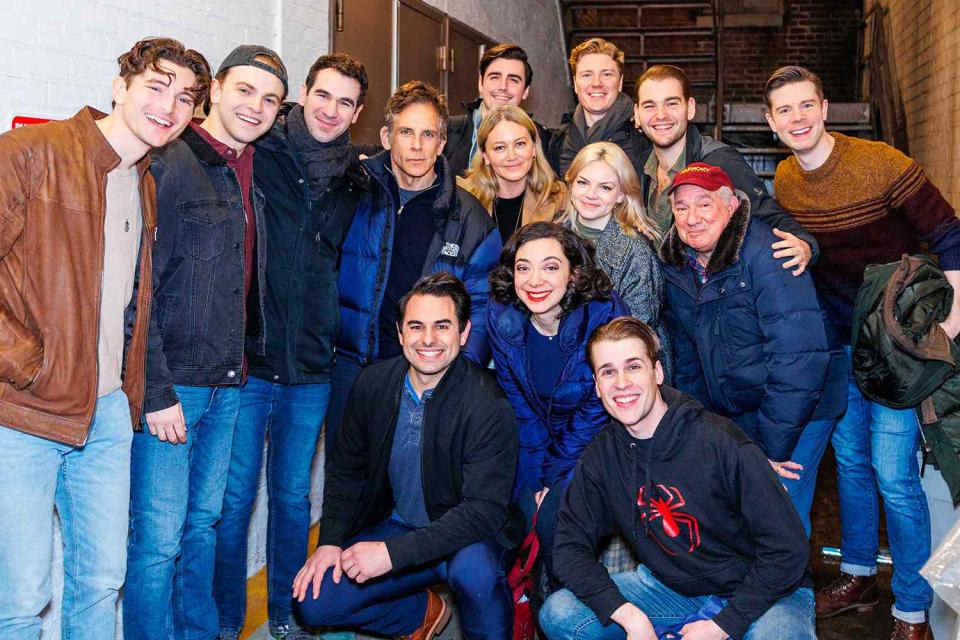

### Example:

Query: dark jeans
xmin=297 ymin=519 xmax=512 ymax=640
xmin=325 ymin=356 xmax=364 ymax=466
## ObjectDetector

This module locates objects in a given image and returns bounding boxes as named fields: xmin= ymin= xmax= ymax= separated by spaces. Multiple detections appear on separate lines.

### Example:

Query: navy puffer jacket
xmin=336 ymin=151 xmax=501 ymax=365
xmin=659 ymin=193 xmax=846 ymax=461
xmin=488 ymin=293 xmax=629 ymax=493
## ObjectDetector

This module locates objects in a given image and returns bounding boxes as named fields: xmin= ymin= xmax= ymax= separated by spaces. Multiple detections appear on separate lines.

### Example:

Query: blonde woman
xmin=459 ymin=105 xmax=566 ymax=242
xmin=562 ymin=141 xmax=673 ymax=383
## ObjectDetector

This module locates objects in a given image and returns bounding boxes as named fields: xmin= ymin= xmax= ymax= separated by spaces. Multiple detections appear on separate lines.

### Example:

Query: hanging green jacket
xmin=851 ymin=254 xmax=960 ymax=505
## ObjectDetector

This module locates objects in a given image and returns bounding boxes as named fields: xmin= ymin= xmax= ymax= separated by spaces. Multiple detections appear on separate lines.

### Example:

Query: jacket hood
xmin=658 ymin=189 xmax=752 ymax=274
xmin=362 ymin=150 xmax=459 ymax=229
xmin=610 ymin=386 xmax=704 ymax=463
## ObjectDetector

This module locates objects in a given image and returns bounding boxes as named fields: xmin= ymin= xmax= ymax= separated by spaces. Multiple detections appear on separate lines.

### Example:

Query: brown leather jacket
xmin=0 ymin=107 xmax=156 ymax=445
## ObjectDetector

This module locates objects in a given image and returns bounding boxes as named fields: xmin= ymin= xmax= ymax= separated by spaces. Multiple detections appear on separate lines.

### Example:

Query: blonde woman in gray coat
xmin=562 ymin=141 xmax=673 ymax=383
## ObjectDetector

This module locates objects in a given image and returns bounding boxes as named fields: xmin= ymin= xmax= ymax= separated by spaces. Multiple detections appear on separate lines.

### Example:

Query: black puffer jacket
xmin=318 ymin=355 xmax=520 ymax=570
xmin=247 ymin=107 xmax=369 ymax=384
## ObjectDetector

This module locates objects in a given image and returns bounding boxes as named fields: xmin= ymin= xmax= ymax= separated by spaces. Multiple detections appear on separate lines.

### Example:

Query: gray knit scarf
xmin=286 ymin=104 xmax=352 ymax=199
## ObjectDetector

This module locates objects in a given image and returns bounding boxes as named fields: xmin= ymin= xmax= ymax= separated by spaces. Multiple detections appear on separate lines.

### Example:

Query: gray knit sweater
xmin=568 ymin=216 xmax=674 ymax=383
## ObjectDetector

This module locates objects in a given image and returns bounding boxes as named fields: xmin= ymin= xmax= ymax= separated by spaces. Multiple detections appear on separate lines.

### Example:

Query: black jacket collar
xmin=179 ymin=123 xmax=229 ymax=166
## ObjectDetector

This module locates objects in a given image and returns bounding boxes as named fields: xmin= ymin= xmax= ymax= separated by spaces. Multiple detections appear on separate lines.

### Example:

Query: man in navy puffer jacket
xmin=326 ymin=80 xmax=501 ymax=463
xmin=658 ymin=163 xmax=846 ymax=535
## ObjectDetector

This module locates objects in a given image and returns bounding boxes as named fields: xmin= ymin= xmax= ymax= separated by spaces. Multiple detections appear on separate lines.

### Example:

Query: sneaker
xmin=815 ymin=571 xmax=879 ymax=618
xmin=270 ymin=621 xmax=317 ymax=640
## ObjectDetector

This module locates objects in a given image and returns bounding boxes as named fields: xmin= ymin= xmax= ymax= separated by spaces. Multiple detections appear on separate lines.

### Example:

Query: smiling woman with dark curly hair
xmin=487 ymin=221 xmax=628 ymax=589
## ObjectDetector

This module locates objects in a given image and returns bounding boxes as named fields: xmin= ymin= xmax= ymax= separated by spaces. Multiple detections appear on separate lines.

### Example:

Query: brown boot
xmin=815 ymin=572 xmax=879 ymax=618
xmin=890 ymin=619 xmax=934 ymax=640
xmin=397 ymin=590 xmax=451 ymax=640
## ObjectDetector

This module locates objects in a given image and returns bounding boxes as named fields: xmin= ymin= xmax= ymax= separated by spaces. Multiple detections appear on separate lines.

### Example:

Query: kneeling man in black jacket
xmin=293 ymin=272 xmax=518 ymax=640
xmin=539 ymin=317 xmax=813 ymax=640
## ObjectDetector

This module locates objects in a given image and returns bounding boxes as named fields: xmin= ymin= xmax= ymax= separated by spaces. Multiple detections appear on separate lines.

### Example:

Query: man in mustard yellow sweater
xmin=764 ymin=65 xmax=960 ymax=640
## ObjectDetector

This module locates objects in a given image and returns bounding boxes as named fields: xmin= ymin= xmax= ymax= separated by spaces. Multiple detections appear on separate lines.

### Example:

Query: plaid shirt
xmin=686 ymin=247 xmax=710 ymax=285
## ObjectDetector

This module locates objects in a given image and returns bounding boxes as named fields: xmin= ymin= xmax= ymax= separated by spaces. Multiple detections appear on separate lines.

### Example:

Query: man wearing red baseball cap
xmin=658 ymin=161 xmax=847 ymax=535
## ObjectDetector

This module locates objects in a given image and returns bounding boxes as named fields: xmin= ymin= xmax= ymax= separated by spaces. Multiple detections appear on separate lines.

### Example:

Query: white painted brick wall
xmin=0 ymin=0 xmax=330 ymax=129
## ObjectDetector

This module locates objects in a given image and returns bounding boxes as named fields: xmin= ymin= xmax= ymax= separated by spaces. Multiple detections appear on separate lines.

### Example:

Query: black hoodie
xmin=553 ymin=387 xmax=808 ymax=639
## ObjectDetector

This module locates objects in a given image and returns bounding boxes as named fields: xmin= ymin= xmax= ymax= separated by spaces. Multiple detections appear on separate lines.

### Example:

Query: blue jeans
xmin=297 ymin=519 xmax=513 ymax=640
xmin=326 ymin=356 xmax=364 ymax=466
xmin=0 ymin=389 xmax=131 ymax=640
xmin=213 ymin=376 xmax=330 ymax=633
xmin=780 ymin=418 xmax=834 ymax=537
xmin=539 ymin=565 xmax=815 ymax=640
xmin=125 ymin=385 xmax=241 ymax=640
xmin=832 ymin=346 xmax=932 ymax=621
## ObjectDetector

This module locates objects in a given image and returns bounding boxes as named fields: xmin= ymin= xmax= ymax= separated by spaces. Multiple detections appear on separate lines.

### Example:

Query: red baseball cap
xmin=666 ymin=162 xmax=734 ymax=195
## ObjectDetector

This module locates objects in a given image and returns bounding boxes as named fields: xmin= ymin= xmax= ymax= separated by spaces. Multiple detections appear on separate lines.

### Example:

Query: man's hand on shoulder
xmin=679 ymin=618 xmax=729 ymax=640
xmin=771 ymin=228 xmax=812 ymax=276
xmin=611 ymin=603 xmax=658 ymax=640
xmin=144 ymin=402 xmax=187 ymax=444
xmin=293 ymin=544 xmax=343 ymax=602
xmin=341 ymin=540 xmax=393 ymax=584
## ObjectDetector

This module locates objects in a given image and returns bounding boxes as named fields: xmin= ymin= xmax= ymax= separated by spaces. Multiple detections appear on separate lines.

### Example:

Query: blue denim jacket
xmin=143 ymin=126 xmax=268 ymax=413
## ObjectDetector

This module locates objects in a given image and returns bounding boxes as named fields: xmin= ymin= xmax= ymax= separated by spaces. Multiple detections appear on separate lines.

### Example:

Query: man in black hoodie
xmin=539 ymin=317 xmax=813 ymax=640
xmin=211 ymin=54 xmax=369 ymax=640
xmin=293 ymin=273 xmax=518 ymax=640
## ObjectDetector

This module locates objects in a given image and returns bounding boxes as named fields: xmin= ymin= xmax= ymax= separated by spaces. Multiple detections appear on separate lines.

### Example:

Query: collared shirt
xmin=468 ymin=106 xmax=483 ymax=168
xmin=644 ymin=148 xmax=687 ymax=235
xmin=389 ymin=375 xmax=433 ymax=528
xmin=686 ymin=247 xmax=710 ymax=285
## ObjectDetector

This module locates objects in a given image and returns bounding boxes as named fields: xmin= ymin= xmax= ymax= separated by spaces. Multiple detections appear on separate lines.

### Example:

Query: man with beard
xmin=125 ymin=45 xmax=286 ymax=640
xmin=635 ymin=64 xmax=816 ymax=274
xmin=212 ymin=53 xmax=370 ymax=640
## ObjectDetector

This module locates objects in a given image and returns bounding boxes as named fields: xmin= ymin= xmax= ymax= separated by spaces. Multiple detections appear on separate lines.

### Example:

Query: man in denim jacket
xmin=124 ymin=45 xmax=286 ymax=640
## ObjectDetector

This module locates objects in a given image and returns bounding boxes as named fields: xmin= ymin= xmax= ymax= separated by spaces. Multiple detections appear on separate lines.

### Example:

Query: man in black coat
xmin=546 ymin=37 xmax=650 ymax=178
xmin=443 ymin=43 xmax=551 ymax=177
xmin=539 ymin=317 xmax=814 ymax=640
xmin=294 ymin=273 xmax=518 ymax=640
xmin=211 ymin=53 xmax=370 ymax=640
xmin=635 ymin=64 xmax=818 ymax=275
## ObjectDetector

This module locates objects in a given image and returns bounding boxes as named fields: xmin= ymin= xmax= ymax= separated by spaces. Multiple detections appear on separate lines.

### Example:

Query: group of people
xmin=0 ymin=29 xmax=954 ymax=640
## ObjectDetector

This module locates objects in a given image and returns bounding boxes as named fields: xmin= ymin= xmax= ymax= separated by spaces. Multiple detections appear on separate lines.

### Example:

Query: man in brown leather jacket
xmin=0 ymin=38 xmax=209 ymax=640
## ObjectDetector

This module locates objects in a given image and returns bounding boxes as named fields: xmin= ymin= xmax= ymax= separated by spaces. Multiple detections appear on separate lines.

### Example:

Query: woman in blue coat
xmin=487 ymin=221 xmax=628 ymax=586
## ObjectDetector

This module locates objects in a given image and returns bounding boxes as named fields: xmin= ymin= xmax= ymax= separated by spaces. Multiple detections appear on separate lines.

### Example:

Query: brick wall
xmin=880 ymin=0 xmax=960 ymax=209
xmin=722 ymin=0 xmax=861 ymax=103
